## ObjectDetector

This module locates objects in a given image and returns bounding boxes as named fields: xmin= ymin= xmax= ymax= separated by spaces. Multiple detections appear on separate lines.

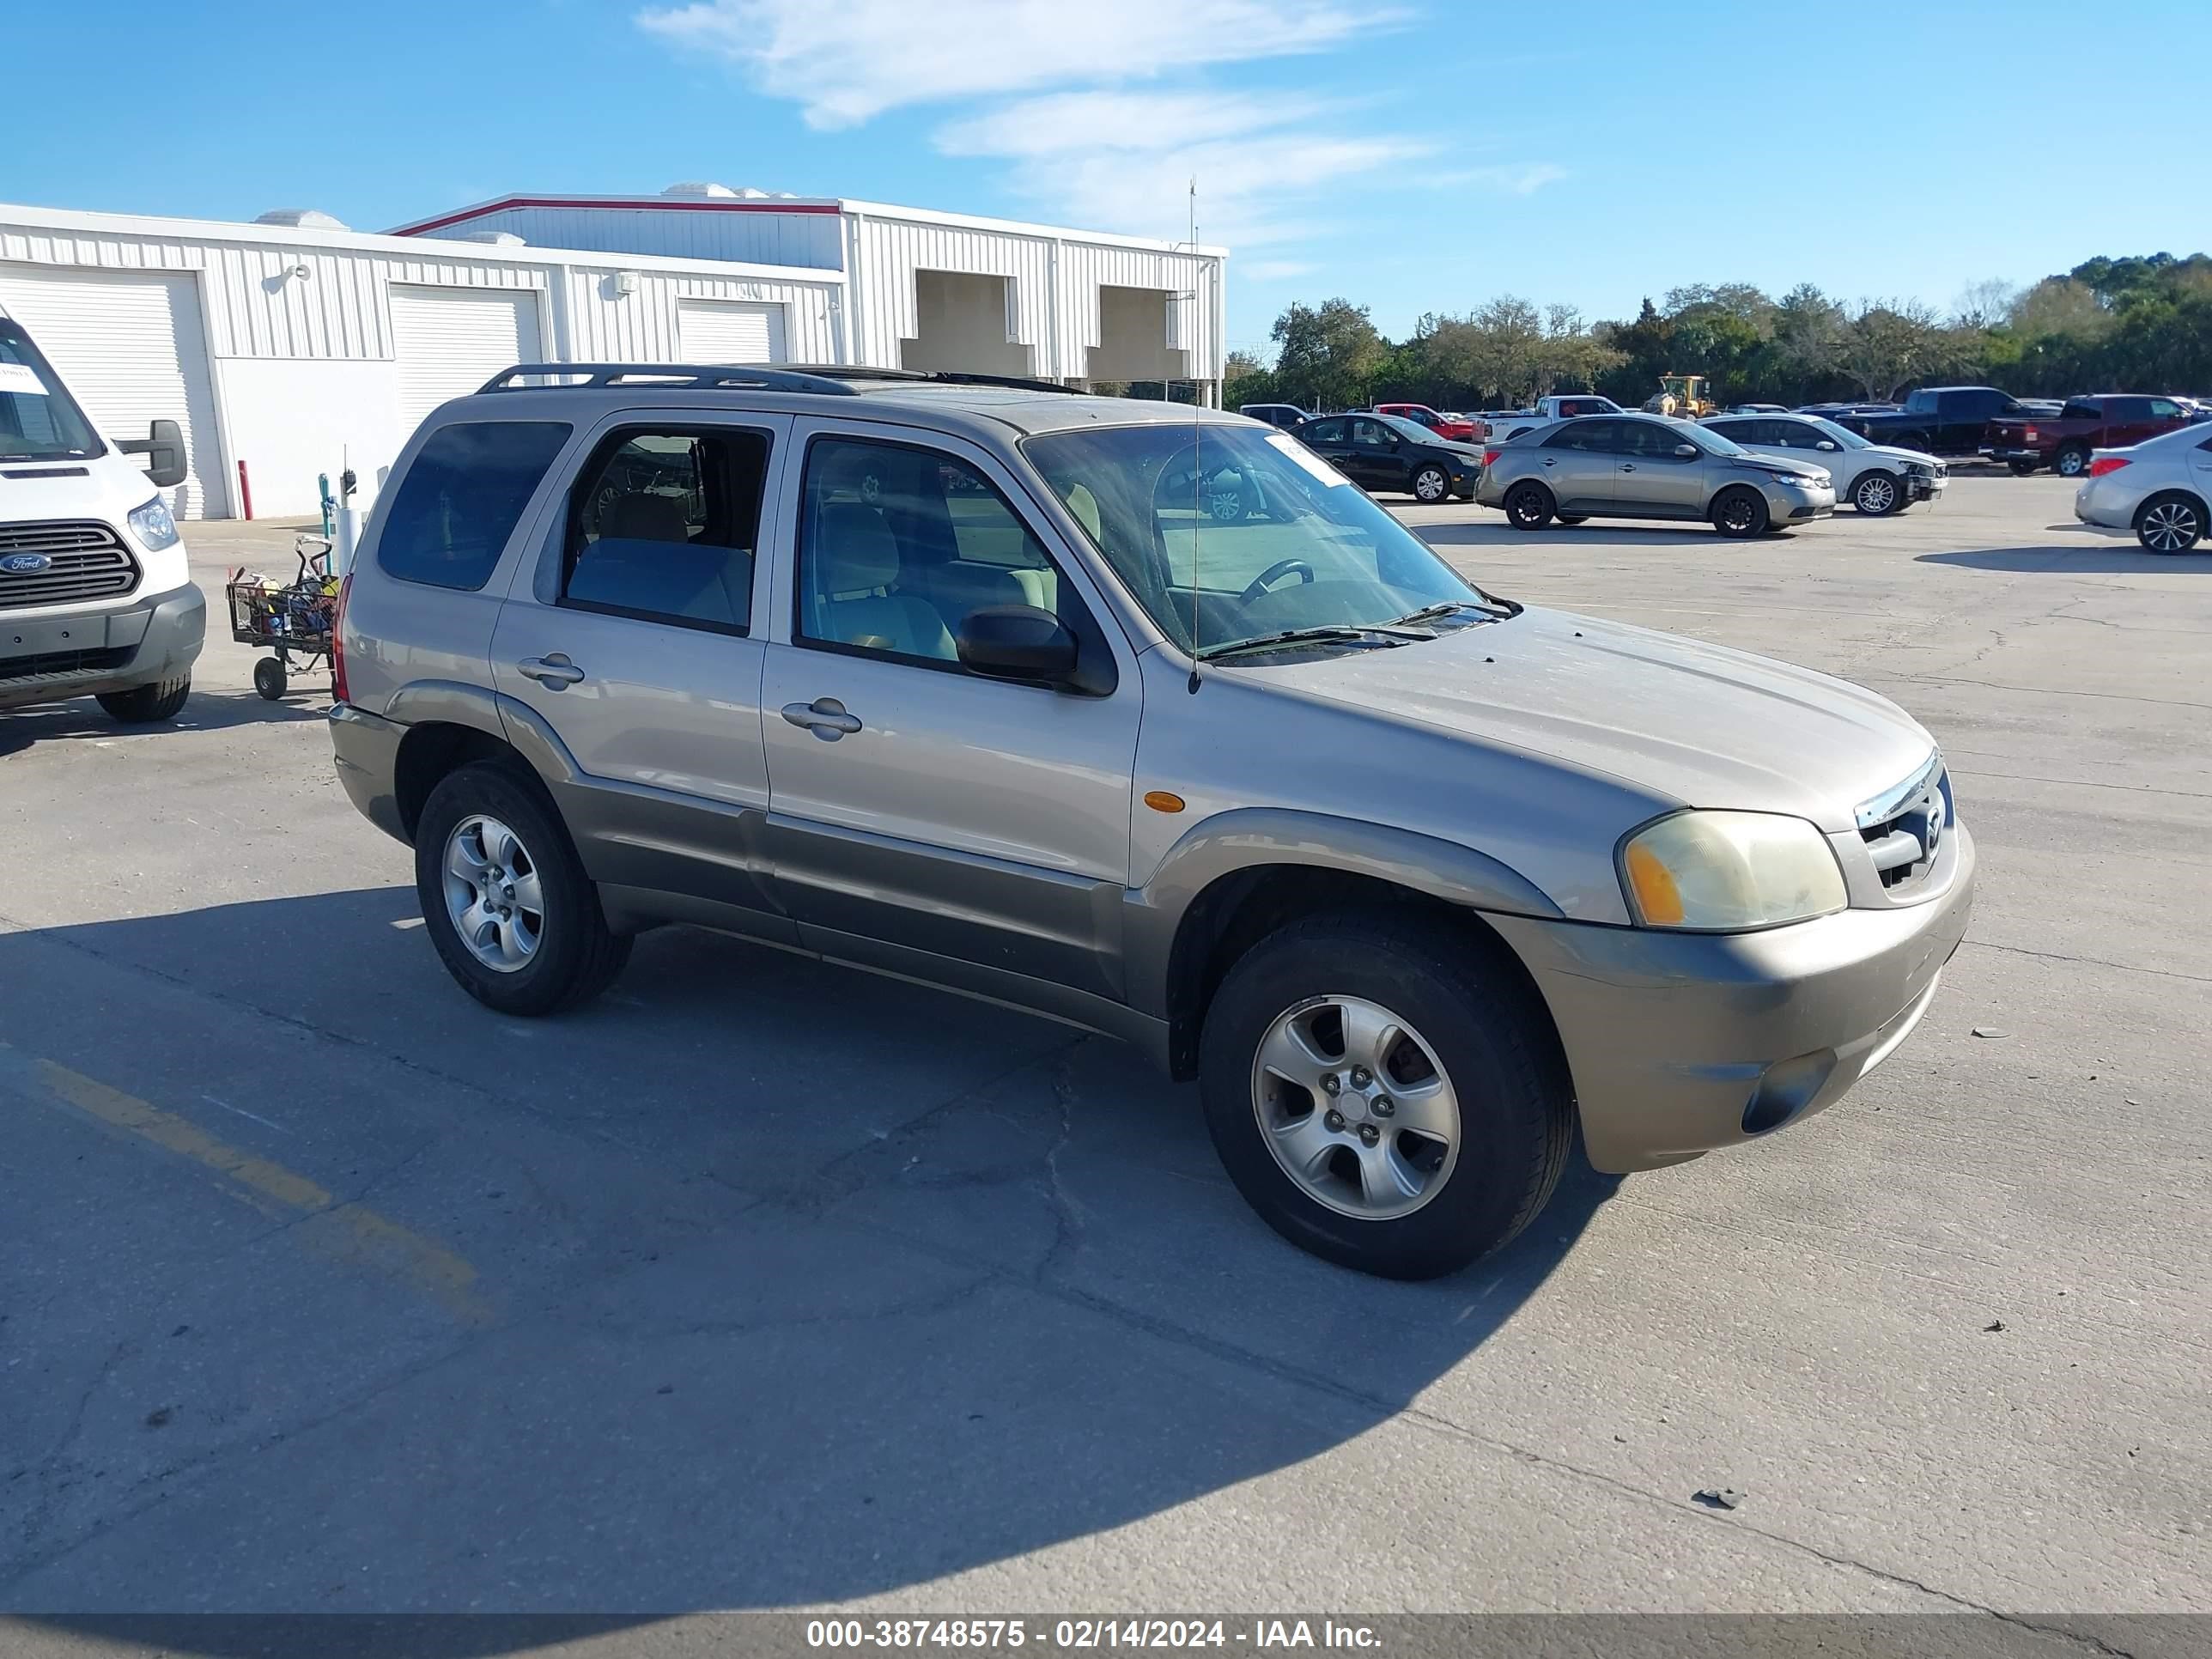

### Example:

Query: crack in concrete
xmin=1960 ymin=937 xmax=2212 ymax=987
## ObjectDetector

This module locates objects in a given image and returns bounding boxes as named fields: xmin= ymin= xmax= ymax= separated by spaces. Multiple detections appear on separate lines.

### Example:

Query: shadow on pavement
xmin=1917 ymin=545 xmax=2204 ymax=574
xmin=0 ymin=690 xmax=324 ymax=756
xmin=1 ymin=888 xmax=1619 ymax=1643
xmin=1416 ymin=521 xmax=1760 ymax=550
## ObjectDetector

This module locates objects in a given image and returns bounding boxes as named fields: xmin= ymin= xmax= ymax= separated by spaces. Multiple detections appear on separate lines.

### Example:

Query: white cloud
xmin=635 ymin=0 xmax=1554 ymax=258
xmin=637 ymin=0 xmax=1379 ymax=129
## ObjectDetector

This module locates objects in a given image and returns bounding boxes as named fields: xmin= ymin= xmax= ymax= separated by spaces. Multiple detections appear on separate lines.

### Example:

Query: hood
xmin=1431 ymin=438 xmax=1486 ymax=460
xmin=1861 ymin=441 xmax=1939 ymax=466
xmin=1257 ymin=606 xmax=1935 ymax=833
xmin=0 ymin=451 xmax=163 ymax=527
xmin=1722 ymin=449 xmax=1829 ymax=481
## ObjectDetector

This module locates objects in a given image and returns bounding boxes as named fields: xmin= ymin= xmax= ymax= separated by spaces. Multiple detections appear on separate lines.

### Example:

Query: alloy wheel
xmin=1414 ymin=467 xmax=1448 ymax=502
xmin=2141 ymin=500 xmax=2202 ymax=552
xmin=1249 ymin=994 xmax=1461 ymax=1221
xmin=1856 ymin=475 xmax=1896 ymax=514
xmin=441 ymin=814 xmax=545 ymax=973
xmin=2057 ymin=450 xmax=2087 ymax=477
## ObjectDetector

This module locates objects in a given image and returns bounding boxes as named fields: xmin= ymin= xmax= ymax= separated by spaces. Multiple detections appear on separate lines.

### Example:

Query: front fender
xmin=1121 ymin=805 xmax=1562 ymax=1022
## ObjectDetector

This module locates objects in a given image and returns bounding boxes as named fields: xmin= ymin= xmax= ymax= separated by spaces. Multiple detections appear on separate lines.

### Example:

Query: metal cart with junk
xmin=225 ymin=534 xmax=340 ymax=701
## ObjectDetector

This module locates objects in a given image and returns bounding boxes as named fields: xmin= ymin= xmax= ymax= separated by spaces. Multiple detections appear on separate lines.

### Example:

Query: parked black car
xmin=1296 ymin=410 xmax=1483 ymax=501
xmin=1836 ymin=386 xmax=2029 ymax=455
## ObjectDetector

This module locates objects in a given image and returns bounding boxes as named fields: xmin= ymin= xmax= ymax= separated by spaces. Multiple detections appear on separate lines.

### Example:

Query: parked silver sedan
xmin=1479 ymin=414 xmax=1835 ymax=537
xmin=1703 ymin=412 xmax=1945 ymax=517
xmin=2072 ymin=421 xmax=2212 ymax=552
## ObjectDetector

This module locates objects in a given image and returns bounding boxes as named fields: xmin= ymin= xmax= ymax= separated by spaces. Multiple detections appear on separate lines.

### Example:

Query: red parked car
xmin=1373 ymin=403 xmax=1482 ymax=443
xmin=1981 ymin=394 xmax=2202 ymax=477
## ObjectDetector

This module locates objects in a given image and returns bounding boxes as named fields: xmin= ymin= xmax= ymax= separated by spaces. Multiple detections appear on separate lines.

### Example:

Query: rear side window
xmin=2061 ymin=399 xmax=2101 ymax=421
xmin=562 ymin=426 xmax=769 ymax=634
xmin=2106 ymin=397 xmax=2153 ymax=422
xmin=378 ymin=422 xmax=570 ymax=592
xmin=1303 ymin=418 xmax=1346 ymax=443
xmin=1545 ymin=419 xmax=1620 ymax=453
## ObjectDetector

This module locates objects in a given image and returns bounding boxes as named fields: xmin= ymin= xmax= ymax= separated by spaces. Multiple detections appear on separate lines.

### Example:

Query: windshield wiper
xmin=1196 ymin=623 xmax=1430 ymax=662
xmin=1389 ymin=598 xmax=1513 ymax=628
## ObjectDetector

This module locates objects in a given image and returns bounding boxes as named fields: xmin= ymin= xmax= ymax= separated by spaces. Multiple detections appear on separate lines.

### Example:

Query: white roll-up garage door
xmin=389 ymin=286 xmax=544 ymax=427
xmin=0 ymin=264 xmax=225 ymax=520
xmin=678 ymin=300 xmax=787 ymax=365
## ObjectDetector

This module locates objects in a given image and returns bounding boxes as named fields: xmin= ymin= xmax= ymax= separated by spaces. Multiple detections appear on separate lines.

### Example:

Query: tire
xmin=252 ymin=657 xmax=288 ymax=701
xmin=1711 ymin=486 xmax=1770 ymax=538
xmin=95 ymin=678 xmax=190 ymax=724
xmin=2135 ymin=492 xmax=2205 ymax=555
xmin=414 ymin=761 xmax=631 ymax=1016
xmin=1556 ymin=514 xmax=1589 ymax=525
xmin=1199 ymin=912 xmax=1572 ymax=1279
xmin=2054 ymin=444 xmax=2091 ymax=479
xmin=1503 ymin=482 xmax=1555 ymax=531
xmin=1851 ymin=471 xmax=1904 ymax=516
xmin=1411 ymin=465 xmax=1450 ymax=504
xmin=2008 ymin=459 xmax=2039 ymax=477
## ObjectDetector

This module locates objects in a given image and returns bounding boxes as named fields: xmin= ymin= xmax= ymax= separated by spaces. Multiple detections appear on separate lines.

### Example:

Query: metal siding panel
xmin=0 ymin=263 xmax=226 ymax=518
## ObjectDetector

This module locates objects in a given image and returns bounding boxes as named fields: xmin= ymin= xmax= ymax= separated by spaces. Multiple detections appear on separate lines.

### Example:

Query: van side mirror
xmin=957 ymin=605 xmax=1079 ymax=686
xmin=121 ymin=418 xmax=187 ymax=489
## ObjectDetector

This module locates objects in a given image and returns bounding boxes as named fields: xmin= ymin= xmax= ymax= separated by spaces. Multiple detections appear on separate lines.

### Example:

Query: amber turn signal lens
xmin=1143 ymin=790 xmax=1187 ymax=814
xmin=1623 ymin=840 xmax=1686 ymax=926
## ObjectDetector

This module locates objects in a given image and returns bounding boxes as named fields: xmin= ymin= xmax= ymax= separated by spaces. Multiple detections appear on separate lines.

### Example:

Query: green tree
xmin=1269 ymin=299 xmax=1388 ymax=410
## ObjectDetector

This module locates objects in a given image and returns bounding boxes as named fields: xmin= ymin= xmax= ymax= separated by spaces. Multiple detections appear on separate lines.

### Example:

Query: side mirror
xmin=957 ymin=604 xmax=1079 ymax=686
xmin=1816 ymin=440 xmax=1839 ymax=452
xmin=1674 ymin=443 xmax=1700 ymax=459
xmin=126 ymin=418 xmax=187 ymax=489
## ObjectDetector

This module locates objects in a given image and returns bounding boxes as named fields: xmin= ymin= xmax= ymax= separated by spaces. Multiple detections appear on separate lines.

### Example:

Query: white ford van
xmin=0 ymin=307 xmax=204 ymax=720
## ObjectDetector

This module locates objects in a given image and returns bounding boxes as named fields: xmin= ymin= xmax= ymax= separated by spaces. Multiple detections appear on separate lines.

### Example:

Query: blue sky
xmin=8 ymin=0 xmax=2209 ymax=357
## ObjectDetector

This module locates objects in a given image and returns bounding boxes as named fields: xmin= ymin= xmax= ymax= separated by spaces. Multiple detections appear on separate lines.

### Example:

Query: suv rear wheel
xmin=1199 ymin=913 xmax=1572 ymax=1279
xmin=415 ymin=762 xmax=630 ymax=1015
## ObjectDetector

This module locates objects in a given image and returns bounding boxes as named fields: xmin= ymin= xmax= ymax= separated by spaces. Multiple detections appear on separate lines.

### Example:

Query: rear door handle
xmin=518 ymin=654 xmax=585 ymax=687
xmin=781 ymin=697 xmax=862 ymax=739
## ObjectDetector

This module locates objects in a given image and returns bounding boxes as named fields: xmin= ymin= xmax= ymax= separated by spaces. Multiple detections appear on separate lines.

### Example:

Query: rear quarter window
xmin=378 ymin=421 xmax=572 ymax=592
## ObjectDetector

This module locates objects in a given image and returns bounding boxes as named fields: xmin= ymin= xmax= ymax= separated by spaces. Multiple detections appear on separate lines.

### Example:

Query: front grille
xmin=1856 ymin=756 xmax=1953 ymax=890
xmin=0 ymin=521 xmax=141 ymax=612
xmin=0 ymin=644 xmax=132 ymax=685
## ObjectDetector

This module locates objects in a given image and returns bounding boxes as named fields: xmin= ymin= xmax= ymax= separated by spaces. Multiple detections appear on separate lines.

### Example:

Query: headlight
xmin=126 ymin=495 xmax=179 ymax=550
xmin=1619 ymin=810 xmax=1847 ymax=930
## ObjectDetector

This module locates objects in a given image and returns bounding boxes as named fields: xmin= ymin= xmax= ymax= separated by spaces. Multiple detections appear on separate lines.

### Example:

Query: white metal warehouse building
xmin=0 ymin=185 xmax=1228 ymax=520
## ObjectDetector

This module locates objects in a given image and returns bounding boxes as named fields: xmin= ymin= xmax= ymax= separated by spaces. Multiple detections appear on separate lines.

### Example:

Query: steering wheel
xmin=1237 ymin=559 xmax=1316 ymax=607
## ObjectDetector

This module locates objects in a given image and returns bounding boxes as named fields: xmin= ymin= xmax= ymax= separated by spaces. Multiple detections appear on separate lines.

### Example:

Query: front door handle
xmin=781 ymin=697 xmax=862 ymax=739
xmin=518 ymin=654 xmax=585 ymax=687
xmin=1619 ymin=463 xmax=1638 ymax=472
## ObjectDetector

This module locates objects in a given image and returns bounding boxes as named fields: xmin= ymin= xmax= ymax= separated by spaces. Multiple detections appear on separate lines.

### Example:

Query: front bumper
xmin=1907 ymin=471 xmax=1946 ymax=502
xmin=0 ymin=582 xmax=206 ymax=712
xmin=1981 ymin=447 xmax=2044 ymax=465
xmin=1773 ymin=484 xmax=1835 ymax=521
xmin=1489 ymin=824 xmax=1976 ymax=1173
xmin=329 ymin=700 xmax=410 ymax=844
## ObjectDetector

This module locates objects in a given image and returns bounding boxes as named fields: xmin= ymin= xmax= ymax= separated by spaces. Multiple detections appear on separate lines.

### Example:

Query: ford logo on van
xmin=0 ymin=553 xmax=54 ymax=574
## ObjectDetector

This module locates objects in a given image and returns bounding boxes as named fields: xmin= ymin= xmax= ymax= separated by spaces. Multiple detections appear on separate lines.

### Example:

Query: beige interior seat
xmin=813 ymin=502 xmax=957 ymax=659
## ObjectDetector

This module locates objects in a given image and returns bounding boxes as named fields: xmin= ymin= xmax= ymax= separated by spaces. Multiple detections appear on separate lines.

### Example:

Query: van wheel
xmin=1199 ymin=913 xmax=1572 ymax=1279
xmin=2054 ymin=444 xmax=2091 ymax=478
xmin=1711 ymin=486 xmax=1770 ymax=538
xmin=414 ymin=762 xmax=630 ymax=1016
xmin=1504 ymin=482 xmax=1556 ymax=530
xmin=95 ymin=678 xmax=190 ymax=724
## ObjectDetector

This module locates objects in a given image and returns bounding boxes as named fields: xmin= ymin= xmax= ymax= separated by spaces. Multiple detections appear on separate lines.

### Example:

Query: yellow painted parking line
xmin=5 ymin=1044 xmax=493 ymax=1328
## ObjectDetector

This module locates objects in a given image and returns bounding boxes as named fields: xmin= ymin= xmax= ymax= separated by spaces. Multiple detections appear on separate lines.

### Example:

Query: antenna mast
xmin=1187 ymin=176 xmax=1202 ymax=692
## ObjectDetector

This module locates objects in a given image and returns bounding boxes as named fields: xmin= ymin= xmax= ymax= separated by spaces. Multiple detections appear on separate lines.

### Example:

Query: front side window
xmin=0 ymin=319 xmax=104 ymax=463
xmin=797 ymin=436 xmax=1069 ymax=667
xmin=1349 ymin=417 xmax=1398 ymax=448
xmin=379 ymin=421 xmax=572 ymax=592
xmin=1545 ymin=420 xmax=1620 ymax=453
xmin=2149 ymin=399 xmax=2183 ymax=419
xmin=1024 ymin=422 xmax=1484 ymax=659
xmin=1617 ymin=421 xmax=1693 ymax=459
xmin=562 ymin=427 xmax=768 ymax=633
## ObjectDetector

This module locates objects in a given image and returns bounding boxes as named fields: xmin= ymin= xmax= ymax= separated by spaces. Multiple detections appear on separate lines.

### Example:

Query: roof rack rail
xmin=781 ymin=365 xmax=1082 ymax=396
xmin=476 ymin=363 xmax=861 ymax=396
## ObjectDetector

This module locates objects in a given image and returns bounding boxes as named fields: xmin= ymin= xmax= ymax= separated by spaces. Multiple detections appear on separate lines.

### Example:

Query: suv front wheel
xmin=415 ymin=762 xmax=631 ymax=1016
xmin=1199 ymin=914 xmax=1572 ymax=1279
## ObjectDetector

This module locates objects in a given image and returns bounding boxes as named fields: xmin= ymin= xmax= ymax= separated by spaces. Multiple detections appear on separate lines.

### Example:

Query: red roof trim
xmin=392 ymin=196 xmax=843 ymax=236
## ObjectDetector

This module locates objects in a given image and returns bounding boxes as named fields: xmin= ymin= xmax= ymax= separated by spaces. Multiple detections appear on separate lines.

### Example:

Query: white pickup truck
xmin=1486 ymin=395 xmax=1625 ymax=442
xmin=0 ymin=307 xmax=204 ymax=720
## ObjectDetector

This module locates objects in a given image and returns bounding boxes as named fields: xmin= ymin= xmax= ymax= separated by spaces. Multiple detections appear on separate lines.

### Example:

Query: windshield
xmin=1803 ymin=416 xmax=1871 ymax=449
xmin=0 ymin=320 xmax=105 ymax=463
xmin=1024 ymin=422 xmax=1487 ymax=659
xmin=1372 ymin=412 xmax=1444 ymax=445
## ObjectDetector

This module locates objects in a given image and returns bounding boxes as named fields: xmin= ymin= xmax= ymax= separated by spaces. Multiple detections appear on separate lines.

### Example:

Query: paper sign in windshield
xmin=0 ymin=363 xmax=51 ymax=397
xmin=1266 ymin=432 xmax=1351 ymax=487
